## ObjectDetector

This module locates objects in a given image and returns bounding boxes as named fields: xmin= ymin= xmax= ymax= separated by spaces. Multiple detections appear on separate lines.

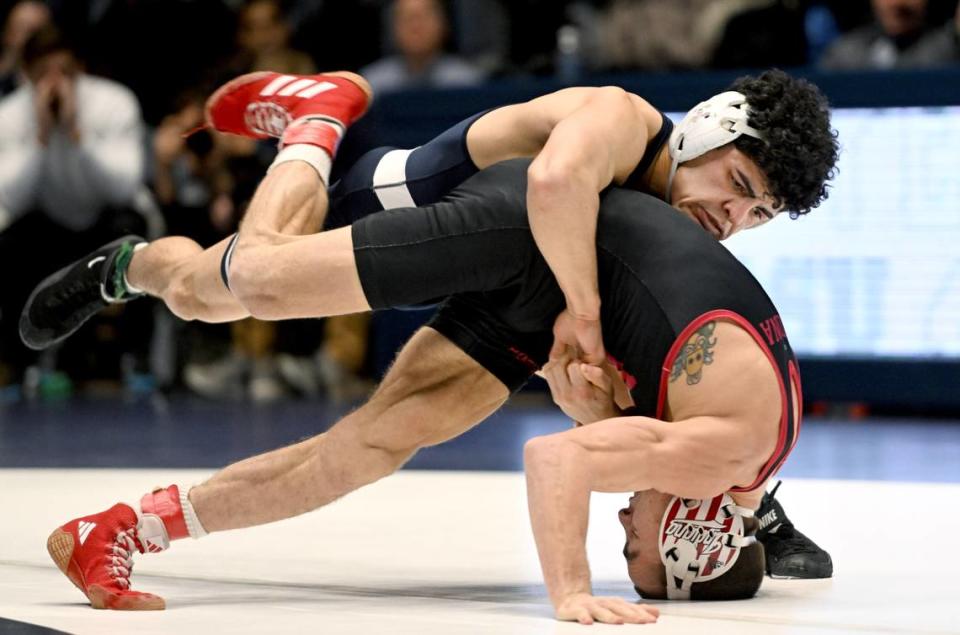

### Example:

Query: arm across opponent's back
xmin=467 ymin=88 xmax=662 ymax=364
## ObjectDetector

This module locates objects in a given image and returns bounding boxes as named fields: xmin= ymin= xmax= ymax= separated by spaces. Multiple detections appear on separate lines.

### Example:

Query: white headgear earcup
xmin=666 ymin=91 xmax=765 ymax=202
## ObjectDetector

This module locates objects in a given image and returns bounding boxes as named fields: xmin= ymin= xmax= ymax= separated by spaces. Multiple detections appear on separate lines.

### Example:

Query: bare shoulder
xmin=665 ymin=319 xmax=781 ymax=449
xmin=624 ymin=91 xmax=664 ymax=139
xmin=466 ymin=86 xmax=658 ymax=170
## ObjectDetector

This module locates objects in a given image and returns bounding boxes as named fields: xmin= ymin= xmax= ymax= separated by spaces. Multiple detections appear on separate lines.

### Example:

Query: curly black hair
xmin=729 ymin=69 xmax=839 ymax=217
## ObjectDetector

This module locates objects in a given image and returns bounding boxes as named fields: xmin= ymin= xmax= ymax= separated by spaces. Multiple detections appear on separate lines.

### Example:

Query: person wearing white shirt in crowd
xmin=0 ymin=23 xmax=144 ymax=385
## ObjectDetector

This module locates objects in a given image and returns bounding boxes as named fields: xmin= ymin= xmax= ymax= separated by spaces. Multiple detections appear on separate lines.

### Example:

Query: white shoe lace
xmin=107 ymin=529 xmax=138 ymax=589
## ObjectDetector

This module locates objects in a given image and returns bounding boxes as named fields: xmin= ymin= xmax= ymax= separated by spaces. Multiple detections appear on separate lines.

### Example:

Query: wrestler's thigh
xmin=356 ymin=326 xmax=510 ymax=452
xmin=228 ymin=226 xmax=370 ymax=319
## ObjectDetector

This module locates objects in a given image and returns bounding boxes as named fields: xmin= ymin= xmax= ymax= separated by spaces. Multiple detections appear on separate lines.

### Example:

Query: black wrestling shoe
xmin=19 ymin=235 xmax=145 ymax=350
xmin=755 ymin=481 xmax=833 ymax=579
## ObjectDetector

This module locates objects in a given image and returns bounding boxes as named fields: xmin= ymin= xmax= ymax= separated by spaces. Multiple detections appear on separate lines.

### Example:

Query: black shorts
xmin=352 ymin=160 xmax=563 ymax=392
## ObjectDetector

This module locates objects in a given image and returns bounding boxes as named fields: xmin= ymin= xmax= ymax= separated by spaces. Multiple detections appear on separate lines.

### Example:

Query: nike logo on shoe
xmin=77 ymin=521 xmax=97 ymax=545
xmin=87 ymin=256 xmax=106 ymax=269
xmin=758 ymin=509 xmax=780 ymax=532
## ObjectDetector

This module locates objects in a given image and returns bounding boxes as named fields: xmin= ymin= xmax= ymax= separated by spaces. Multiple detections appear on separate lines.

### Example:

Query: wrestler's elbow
xmin=652 ymin=440 xmax=745 ymax=500
xmin=527 ymin=159 xmax=584 ymax=203
xmin=524 ymin=435 xmax=564 ymax=469
xmin=523 ymin=435 xmax=548 ymax=469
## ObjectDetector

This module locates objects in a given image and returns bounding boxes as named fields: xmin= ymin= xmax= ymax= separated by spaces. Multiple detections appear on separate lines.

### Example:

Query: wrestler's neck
xmin=642 ymin=145 xmax=672 ymax=201
xmin=730 ymin=488 xmax=764 ymax=510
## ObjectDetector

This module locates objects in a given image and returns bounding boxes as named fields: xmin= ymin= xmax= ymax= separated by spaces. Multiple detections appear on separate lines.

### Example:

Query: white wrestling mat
xmin=0 ymin=470 xmax=956 ymax=634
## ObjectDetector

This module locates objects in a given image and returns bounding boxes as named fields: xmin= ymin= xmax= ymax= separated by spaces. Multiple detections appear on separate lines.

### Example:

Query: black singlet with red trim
xmin=594 ymin=185 xmax=800 ymax=491
xmin=352 ymin=159 xmax=799 ymax=491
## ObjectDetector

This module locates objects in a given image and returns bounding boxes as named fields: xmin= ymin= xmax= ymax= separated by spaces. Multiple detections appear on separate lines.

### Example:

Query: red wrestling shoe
xmin=204 ymin=71 xmax=373 ymax=155
xmin=46 ymin=503 xmax=165 ymax=610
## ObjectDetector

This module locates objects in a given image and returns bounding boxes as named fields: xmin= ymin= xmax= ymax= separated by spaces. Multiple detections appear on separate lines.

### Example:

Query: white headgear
xmin=666 ymin=91 xmax=764 ymax=202
xmin=658 ymin=493 xmax=757 ymax=600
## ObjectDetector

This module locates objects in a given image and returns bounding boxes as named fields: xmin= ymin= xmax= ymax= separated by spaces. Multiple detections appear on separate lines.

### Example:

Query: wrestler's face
xmin=618 ymin=490 xmax=673 ymax=598
xmin=669 ymin=145 xmax=782 ymax=241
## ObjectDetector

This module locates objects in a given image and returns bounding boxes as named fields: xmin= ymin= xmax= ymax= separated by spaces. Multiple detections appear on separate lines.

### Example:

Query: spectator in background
xmin=0 ymin=0 xmax=50 ymax=97
xmin=447 ymin=0 xmax=509 ymax=76
xmin=595 ymin=0 xmax=748 ymax=71
xmin=235 ymin=0 xmax=314 ymax=75
xmin=361 ymin=0 xmax=485 ymax=93
xmin=0 ymin=23 xmax=145 ymax=389
xmin=819 ymin=0 xmax=960 ymax=69
xmin=151 ymin=91 xmax=250 ymax=249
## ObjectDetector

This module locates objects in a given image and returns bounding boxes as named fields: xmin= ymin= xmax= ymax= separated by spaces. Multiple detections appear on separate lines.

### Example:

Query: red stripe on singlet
xmin=654 ymin=310 xmax=799 ymax=494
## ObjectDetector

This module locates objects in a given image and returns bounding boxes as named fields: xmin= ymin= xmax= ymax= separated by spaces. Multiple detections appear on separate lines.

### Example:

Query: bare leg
xmin=188 ymin=327 xmax=509 ymax=531
xmin=227 ymin=162 xmax=371 ymax=320
xmin=124 ymin=161 xmax=330 ymax=323
xmin=127 ymin=236 xmax=246 ymax=322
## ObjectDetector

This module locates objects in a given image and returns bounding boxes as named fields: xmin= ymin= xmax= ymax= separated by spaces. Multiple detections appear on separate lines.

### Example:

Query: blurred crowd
xmin=1 ymin=0 xmax=959 ymax=404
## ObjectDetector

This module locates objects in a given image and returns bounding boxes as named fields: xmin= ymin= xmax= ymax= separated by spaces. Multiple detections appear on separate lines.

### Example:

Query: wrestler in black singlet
xmin=352 ymin=158 xmax=800 ymax=492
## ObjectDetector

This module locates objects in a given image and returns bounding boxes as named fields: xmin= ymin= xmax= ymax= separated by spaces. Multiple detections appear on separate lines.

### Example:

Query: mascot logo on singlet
xmin=670 ymin=321 xmax=717 ymax=385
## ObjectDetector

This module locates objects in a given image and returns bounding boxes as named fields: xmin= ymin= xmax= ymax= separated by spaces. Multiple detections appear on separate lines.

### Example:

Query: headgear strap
xmin=658 ymin=493 xmax=756 ymax=600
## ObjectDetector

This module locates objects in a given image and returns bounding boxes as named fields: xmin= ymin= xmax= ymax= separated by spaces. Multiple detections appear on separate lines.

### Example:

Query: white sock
xmin=269 ymin=143 xmax=332 ymax=185
xmin=180 ymin=486 xmax=208 ymax=539
xmin=122 ymin=242 xmax=149 ymax=295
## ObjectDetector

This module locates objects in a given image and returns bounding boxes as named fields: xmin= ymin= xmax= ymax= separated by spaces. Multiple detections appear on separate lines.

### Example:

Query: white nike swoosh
xmin=87 ymin=256 xmax=106 ymax=269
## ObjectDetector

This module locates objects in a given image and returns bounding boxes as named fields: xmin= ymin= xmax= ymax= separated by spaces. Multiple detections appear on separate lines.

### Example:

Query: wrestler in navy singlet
xmin=351 ymin=158 xmax=800 ymax=492
xmin=325 ymin=111 xmax=674 ymax=228
xmin=222 ymin=109 xmax=673 ymax=289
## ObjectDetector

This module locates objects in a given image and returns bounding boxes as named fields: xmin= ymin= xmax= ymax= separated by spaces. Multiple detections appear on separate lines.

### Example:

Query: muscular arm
xmin=524 ymin=413 xmax=762 ymax=610
xmin=467 ymin=88 xmax=658 ymax=362
xmin=525 ymin=88 xmax=648 ymax=340
xmin=525 ymin=323 xmax=780 ymax=612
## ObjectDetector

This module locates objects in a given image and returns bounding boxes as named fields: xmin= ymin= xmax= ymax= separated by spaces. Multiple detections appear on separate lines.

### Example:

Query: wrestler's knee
xmin=165 ymin=268 xmax=205 ymax=321
xmin=228 ymin=244 xmax=281 ymax=319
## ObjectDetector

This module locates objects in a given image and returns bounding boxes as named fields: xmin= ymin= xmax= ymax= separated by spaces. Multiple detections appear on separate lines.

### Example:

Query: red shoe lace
xmin=106 ymin=528 xmax=138 ymax=590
